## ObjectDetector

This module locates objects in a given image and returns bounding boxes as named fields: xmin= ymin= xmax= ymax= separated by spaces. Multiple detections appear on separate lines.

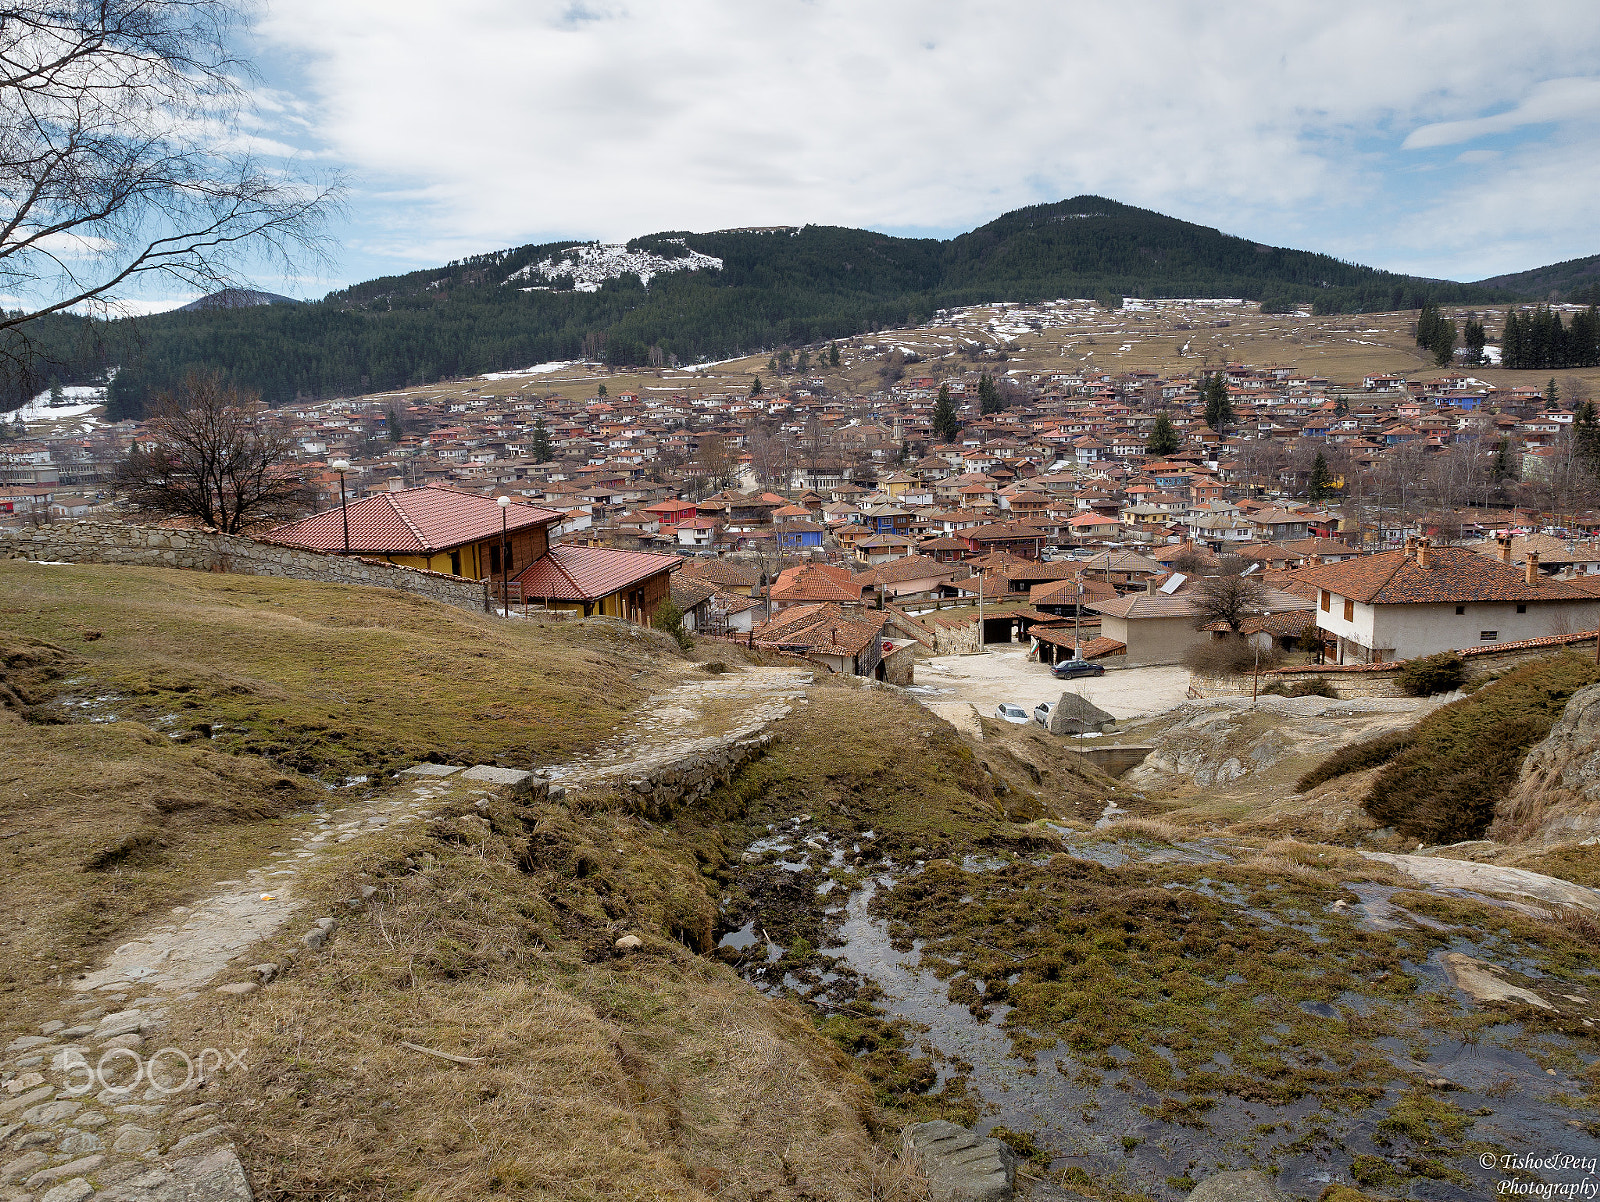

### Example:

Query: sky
xmin=167 ymin=0 xmax=1600 ymax=303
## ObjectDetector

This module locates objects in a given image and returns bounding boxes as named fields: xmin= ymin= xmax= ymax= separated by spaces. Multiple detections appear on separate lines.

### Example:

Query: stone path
xmin=1 ymin=664 xmax=813 ymax=1202
xmin=542 ymin=666 xmax=812 ymax=795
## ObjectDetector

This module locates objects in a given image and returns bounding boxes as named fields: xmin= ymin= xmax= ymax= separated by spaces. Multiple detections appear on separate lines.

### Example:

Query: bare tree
xmin=1191 ymin=573 xmax=1269 ymax=634
xmin=117 ymin=370 xmax=311 ymax=531
xmin=0 ymin=0 xmax=339 ymax=394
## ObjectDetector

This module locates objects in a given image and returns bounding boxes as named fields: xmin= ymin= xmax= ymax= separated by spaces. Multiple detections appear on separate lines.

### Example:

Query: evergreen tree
xmin=387 ymin=406 xmax=401 ymax=442
xmin=797 ymin=350 xmax=810 ymax=373
xmin=749 ymin=375 xmax=763 ymax=397
xmin=531 ymin=416 xmax=552 ymax=463
xmin=828 ymin=343 xmax=840 ymax=367
xmin=1574 ymin=400 xmax=1600 ymax=469
xmin=1146 ymin=412 xmax=1179 ymax=456
xmin=1463 ymin=317 xmax=1486 ymax=365
xmin=932 ymin=384 xmax=960 ymax=442
xmin=596 ymin=382 xmax=607 ymax=397
xmin=1546 ymin=378 xmax=1561 ymax=409
xmin=1334 ymin=396 xmax=1348 ymax=416
xmin=47 ymin=376 xmax=63 ymax=406
xmin=978 ymin=373 xmax=1002 ymax=414
xmin=1308 ymin=452 xmax=1334 ymax=502
xmin=1202 ymin=373 xmax=1233 ymax=433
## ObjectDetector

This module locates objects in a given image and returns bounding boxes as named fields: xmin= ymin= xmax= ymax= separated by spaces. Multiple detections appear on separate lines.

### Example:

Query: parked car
xmin=994 ymin=703 xmax=1031 ymax=724
xmin=1033 ymin=701 xmax=1053 ymax=726
xmin=1052 ymin=659 xmax=1105 ymax=679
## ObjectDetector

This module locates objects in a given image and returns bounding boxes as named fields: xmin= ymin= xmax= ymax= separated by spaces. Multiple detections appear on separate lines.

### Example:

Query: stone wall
xmin=617 ymin=733 xmax=774 ymax=821
xmin=1189 ymin=632 xmax=1600 ymax=700
xmin=881 ymin=644 xmax=917 ymax=686
xmin=928 ymin=619 xmax=979 ymax=655
xmin=0 ymin=521 xmax=491 ymax=613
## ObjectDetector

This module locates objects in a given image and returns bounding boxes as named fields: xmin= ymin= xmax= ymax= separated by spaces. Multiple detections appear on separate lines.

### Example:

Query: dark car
xmin=1052 ymin=659 xmax=1105 ymax=679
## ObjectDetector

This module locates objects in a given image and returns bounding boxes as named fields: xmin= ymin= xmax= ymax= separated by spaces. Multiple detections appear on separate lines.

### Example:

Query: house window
xmin=1480 ymin=630 xmax=1498 ymax=641
xmin=1516 ymin=604 xmax=1527 ymax=614
xmin=1343 ymin=598 xmax=1354 ymax=622
xmin=1320 ymin=590 xmax=1331 ymax=612
xmin=1456 ymin=605 xmax=1465 ymax=615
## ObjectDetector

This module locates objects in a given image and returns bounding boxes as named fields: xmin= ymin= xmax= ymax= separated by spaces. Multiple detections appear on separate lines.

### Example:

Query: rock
xmin=168 ymin=1124 xmax=228 ymax=1154
xmin=614 ymin=935 xmax=643 ymax=952
xmin=1500 ymin=682 xmax=1600 ymax=844
xmin=902 ymin=1120 xmax=1015 ymax=1202
xmin=99 ymin=1033 xmax=144 ymax=1051
xmin=250 ymin=963 xmax=278 ymax=983
xmin=1359 ymin=853 xmax=1600 ymax=913
xmin=215 ymin=982 xmax=258 ymax=996
xmin=56 ymin=1129 xmax=101 ymax=1157
xmin=1440 ymin=953 xmax=1553 ymax=1010
xmin=174 ymin=1103 xmax=218 ymax=1123
xmin=94 ymin=1010 xmax=145 ymax=1039
xmin=74 ymin=1112 xmax=108 ymax=1130
xmin=112 ymin=1124 xmax=158 ymax=1154
xmin=1 ymin=1074 xmax=44 ymax=1096
xmin=1 ymin=1150 xmax=48 ymax=1185
xmin=0 ymin=1086 xmax=54 ymax=1118
xmin=57 ymin=1025 xmax=95 ymax=1039
xmin=24 ymin=1154 xmax=104 ymax=1190
xmin=37 ymin=1022 xmax=63 ymax=1037
xmin=302 ymin=928 xmax=329 ymax=950
xmin=20 ymin=1099 xmax=80 ymax=1126
xmin=1187 ymin=1171 xmax=1290 ymax=1202
xmin=1048 ymin=691 xmax=1115 ymax=737
xmin=40 ymin=1179 xmax=95 ymax=1202
xmin=2 ymin=1037 xmax=47 ymax=1054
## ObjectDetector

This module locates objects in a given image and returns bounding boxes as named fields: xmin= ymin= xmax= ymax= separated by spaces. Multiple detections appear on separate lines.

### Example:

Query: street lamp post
xmin=497 ymin=495 xmax=511 ymax=617
xmin=331 ymin=459 xmax=351 ymax=553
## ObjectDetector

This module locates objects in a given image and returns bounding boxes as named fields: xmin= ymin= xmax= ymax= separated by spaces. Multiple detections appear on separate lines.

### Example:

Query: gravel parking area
xmin=908 ymin=647 xmax=1191 ymax=735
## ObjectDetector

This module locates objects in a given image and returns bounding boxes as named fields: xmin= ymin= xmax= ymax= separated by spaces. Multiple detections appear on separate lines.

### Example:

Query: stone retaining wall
xmin=619 ymin=733 xmax=774 ymax=821
xmin=1190 ymin=633 xmax=1600 ymax=700
xmin=0 ymin=521 xmax=490 ymax=613
xmin=881 ymin=644 xmax=917 ymax=686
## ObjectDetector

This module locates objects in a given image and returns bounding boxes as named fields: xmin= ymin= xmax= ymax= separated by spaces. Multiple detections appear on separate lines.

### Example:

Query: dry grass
xmin=1095 ymin=817 xmax=1185 ymax=842
xmin=0 ymin=561 xmax=683 ymax=778
xmin=178 ymin=786 xmax=923 ymax=1202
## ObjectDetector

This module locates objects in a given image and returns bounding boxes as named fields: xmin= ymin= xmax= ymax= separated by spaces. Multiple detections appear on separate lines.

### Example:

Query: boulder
xmin=1048 ymin=691 xmax=1115 ymax=737
xmin=902 ymin=1120 xmax=1015 ymax=1202
xmin=1188 ymin=1171 xmax=1290 ymax=1202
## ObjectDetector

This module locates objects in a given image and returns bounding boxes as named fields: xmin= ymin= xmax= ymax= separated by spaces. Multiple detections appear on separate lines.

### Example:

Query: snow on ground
xmin=478 ymin=361 xmax=582 ymax=380
xmin=11 ymin=384 xmax=107 ymax=422
xmin=505 ymin=240 xmax=722 ymax=292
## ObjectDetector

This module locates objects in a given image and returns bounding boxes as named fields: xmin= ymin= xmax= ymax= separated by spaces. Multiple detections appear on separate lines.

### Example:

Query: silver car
xmin=1033 ymin=701 xmax=1053 ymax=726
xmin=995 ymin=703 xmax=1031 ymax=724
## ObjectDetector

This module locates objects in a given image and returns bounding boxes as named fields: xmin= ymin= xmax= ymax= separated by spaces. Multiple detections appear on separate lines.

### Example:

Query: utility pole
xmin=1074 ymin=580 xmax=1084 ymax=661
xmin=977 ymin=564 xmax=984 ymax=652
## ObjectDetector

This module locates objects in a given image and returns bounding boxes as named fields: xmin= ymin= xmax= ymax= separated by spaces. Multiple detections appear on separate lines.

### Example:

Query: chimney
xmin=1526 ymin=551 xmax=1540 ymax=586
xmin=1146 ymin=577 xmax=1158 ymax=595
xmin=387 ymin=476 xmax=404 ymax=492
xmin=1404 ymin=534 xmax=1417 ymax=557
xmin=1416 ymin=537 xmax=1432 ymax=569
xmin=1306 ymin=554 xmax=1322 ymax=568
xmin=1496 ymin=532 xmax=1513 ymax=564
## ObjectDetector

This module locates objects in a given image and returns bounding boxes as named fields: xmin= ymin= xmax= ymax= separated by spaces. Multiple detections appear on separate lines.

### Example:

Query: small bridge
xmin=1073 ymin=745 xmax=1154 ymax=777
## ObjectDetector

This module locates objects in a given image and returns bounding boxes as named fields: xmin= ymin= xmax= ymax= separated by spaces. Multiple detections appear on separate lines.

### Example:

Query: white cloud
xmin=1402 ymin=77 xmax=1600 ymax=150
xmin=246 ymin=0 xmax=1600 ymax=281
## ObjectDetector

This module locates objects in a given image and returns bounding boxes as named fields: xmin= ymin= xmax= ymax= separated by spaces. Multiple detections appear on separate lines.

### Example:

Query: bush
xmin=1261 ymin=678 xmax=1338 ymax=699
xmin=1362 ymin=653 xmax=1600 ymax=843
xmin=1394 ymin=652 xmax=1467 ymax=697
xmin=1184 ymin=635 xmax=1283 ymax=676
xmin=652 ymin=599 xmax=693 ymax=651
xmin=1296 ymin=728 xmax=1416 ymax=793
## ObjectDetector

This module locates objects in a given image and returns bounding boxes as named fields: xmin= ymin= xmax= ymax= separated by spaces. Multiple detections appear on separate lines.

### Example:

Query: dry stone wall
xmin=0 ymin=521 xmax=490 ymax=613
xmin=618 ymin=733 xmax=773 ymax=821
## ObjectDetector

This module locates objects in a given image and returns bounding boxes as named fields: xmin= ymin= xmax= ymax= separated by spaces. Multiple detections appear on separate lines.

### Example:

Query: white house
xmin=1294 ymin=539 xmax=1600 ymax=665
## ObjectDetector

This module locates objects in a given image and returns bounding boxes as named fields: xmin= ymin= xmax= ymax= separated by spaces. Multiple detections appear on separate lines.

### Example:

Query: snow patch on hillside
xmin=506 ymin=240 xmax=722 ymax=292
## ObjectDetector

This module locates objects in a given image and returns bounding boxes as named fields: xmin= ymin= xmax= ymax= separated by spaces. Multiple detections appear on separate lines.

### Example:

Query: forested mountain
xmin=3 ymin=195 xmax=1551 ymax=416
xmin=1474 ymin=254 xmax=1600 ymax=304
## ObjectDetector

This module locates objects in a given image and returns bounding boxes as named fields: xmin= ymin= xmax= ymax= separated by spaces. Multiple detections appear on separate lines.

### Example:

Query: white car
xmin=995 ymin=703 xmax=1031 ymax=724
xmin=1033 ymin=701 xmax=1053 ymax=726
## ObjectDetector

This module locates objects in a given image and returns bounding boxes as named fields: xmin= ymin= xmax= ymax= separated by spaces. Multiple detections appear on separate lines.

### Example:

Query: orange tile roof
xmin=1290 ymin=547 xmax=1593 ymax=606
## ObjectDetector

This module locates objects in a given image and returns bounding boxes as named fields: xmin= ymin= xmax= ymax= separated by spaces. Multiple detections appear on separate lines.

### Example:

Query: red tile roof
xmin=513 ymin=544 xmax=677 ymax=602
xmin=268 ymin=485 xmax=561 ymax=554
